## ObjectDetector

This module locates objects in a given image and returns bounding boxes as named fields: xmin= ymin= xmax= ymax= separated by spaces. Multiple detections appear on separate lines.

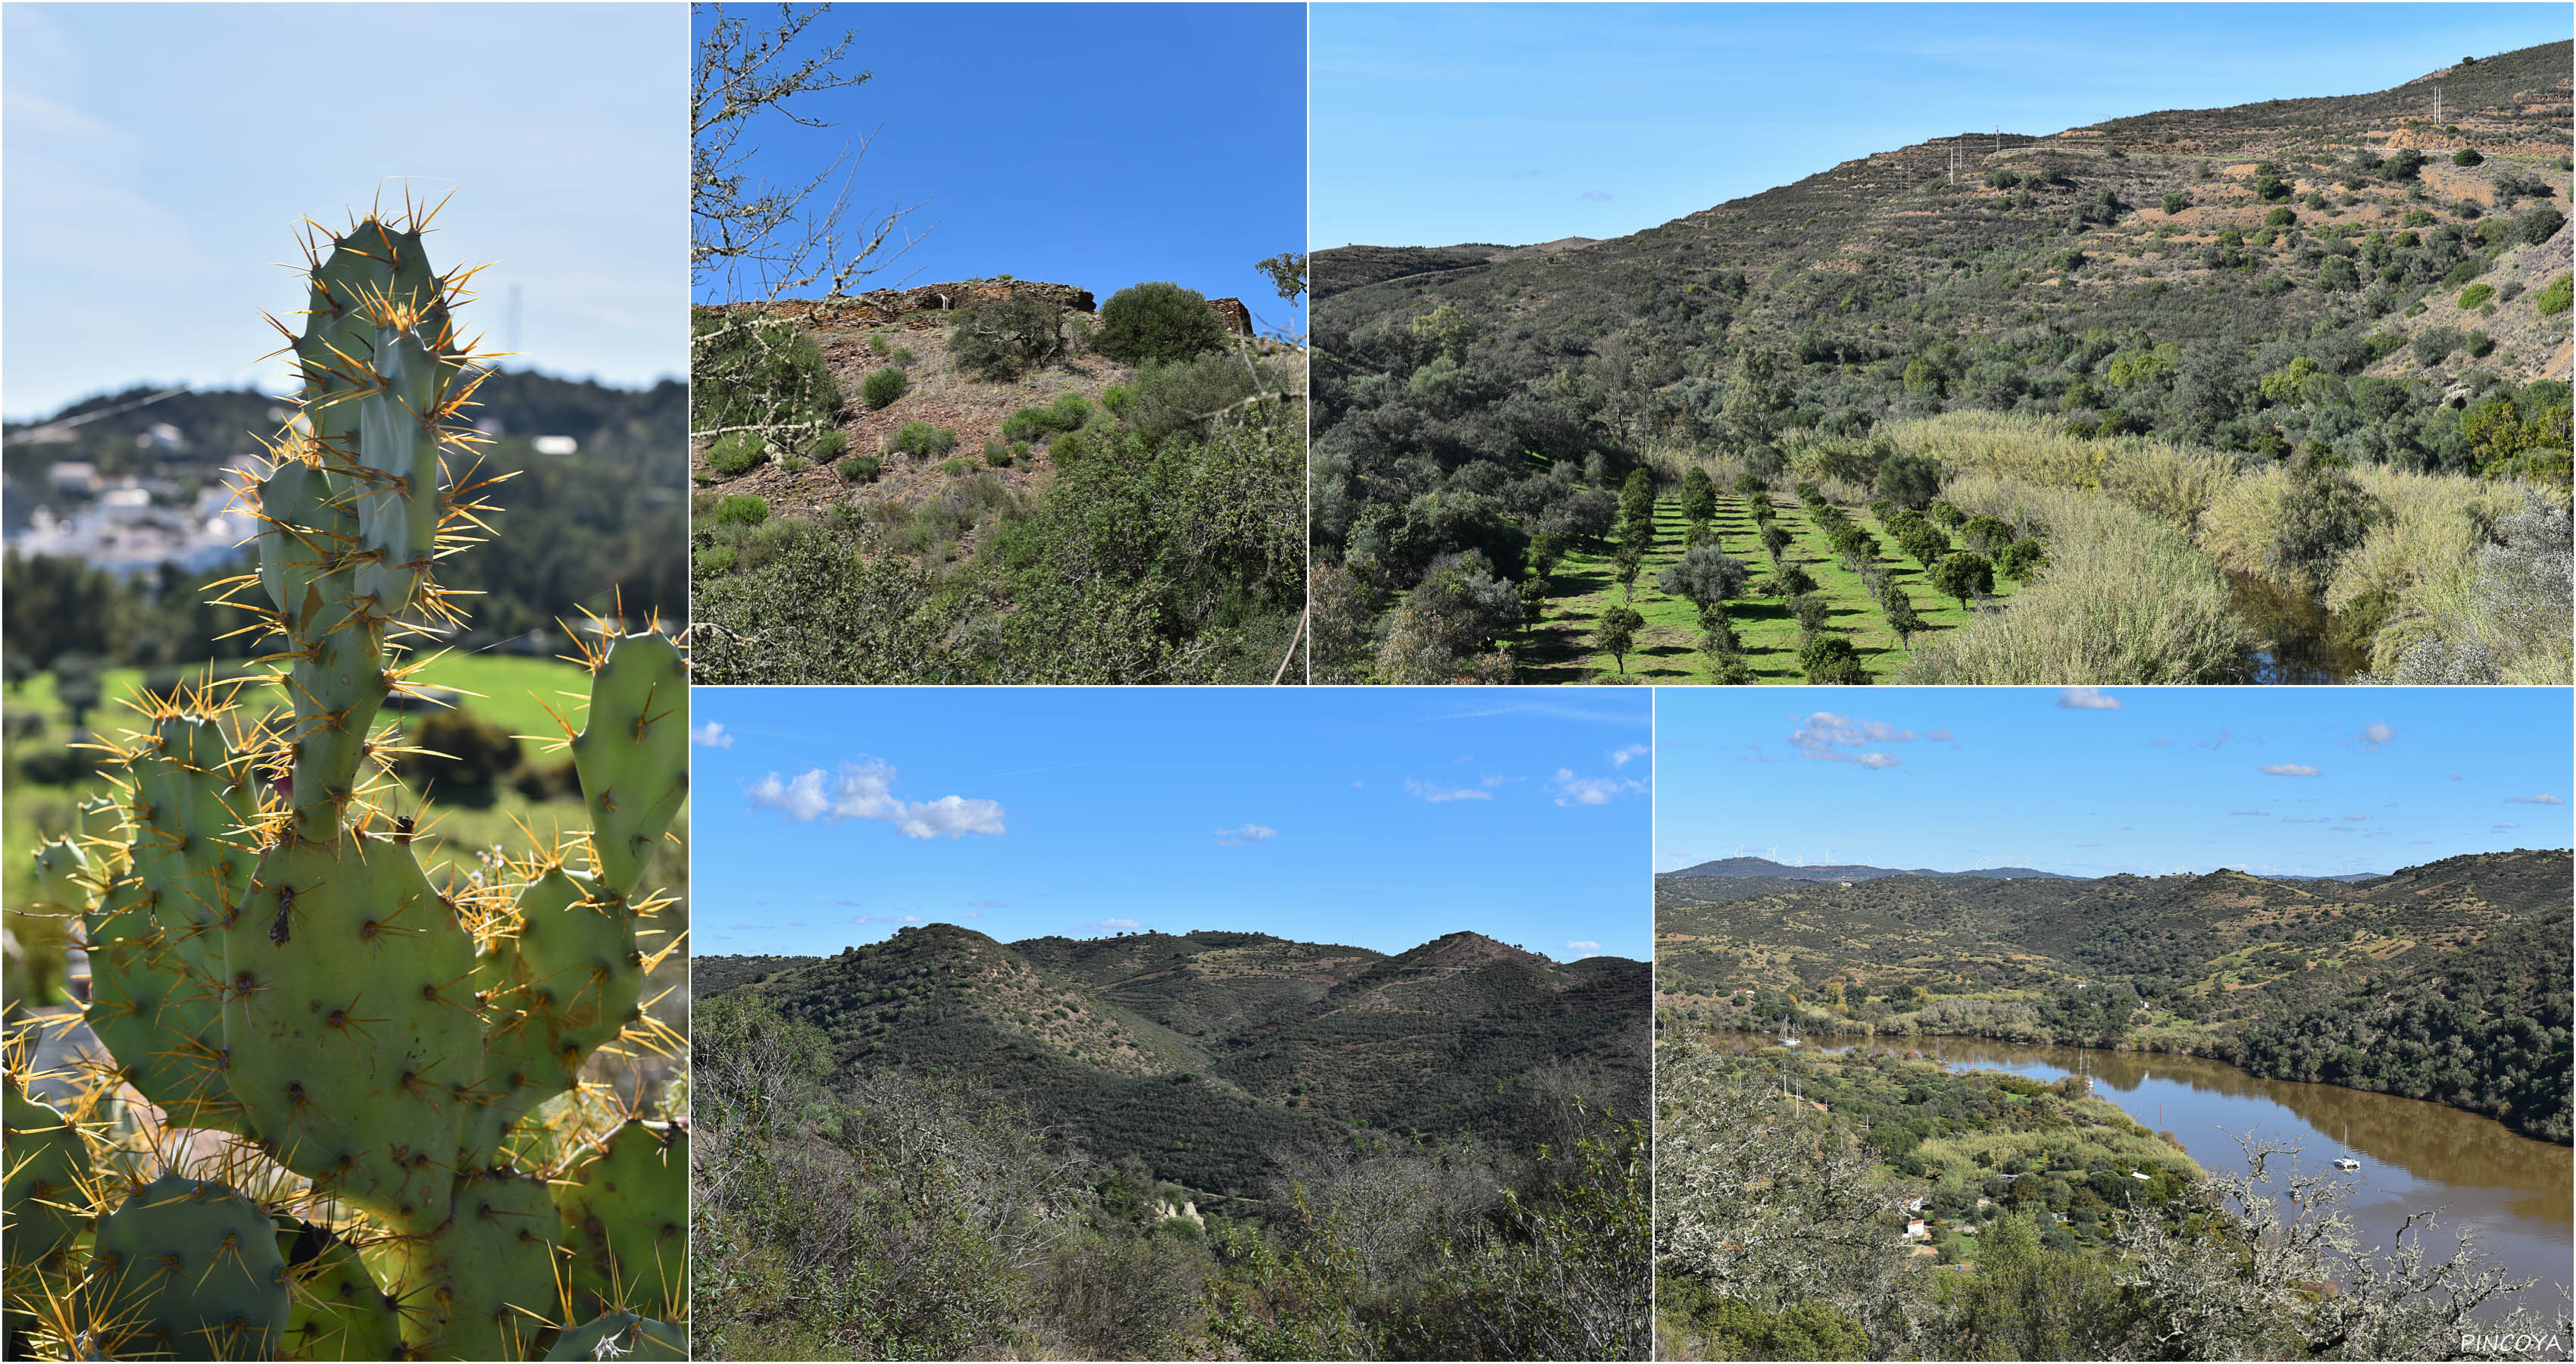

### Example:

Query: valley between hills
xmin=1657 ymin=847 xmax=2572 ymax=1140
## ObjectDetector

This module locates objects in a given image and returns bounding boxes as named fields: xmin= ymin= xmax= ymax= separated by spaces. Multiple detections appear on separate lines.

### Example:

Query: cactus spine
xmin=2 ymin=203 xmax=688 ymax=1361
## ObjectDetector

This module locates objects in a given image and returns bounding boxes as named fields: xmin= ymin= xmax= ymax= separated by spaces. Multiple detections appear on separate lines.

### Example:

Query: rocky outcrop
xmin=1208 ymin=296 xmax=1255 ymax=335
xmin=850 ymin=278 xmax=1097 ymax=320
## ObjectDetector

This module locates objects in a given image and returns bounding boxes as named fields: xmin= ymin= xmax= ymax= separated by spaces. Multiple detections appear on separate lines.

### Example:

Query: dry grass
xmin=1904 ymin=476 xmax=2253 ymax=684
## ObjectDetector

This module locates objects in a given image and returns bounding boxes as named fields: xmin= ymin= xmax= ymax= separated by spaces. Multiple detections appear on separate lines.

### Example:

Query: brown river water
xmin=1707 ymin=1031 xmax=2573 ymax=1316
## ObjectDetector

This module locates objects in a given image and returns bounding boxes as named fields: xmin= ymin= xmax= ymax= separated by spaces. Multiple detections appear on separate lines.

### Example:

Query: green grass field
xmin=1517 ymin=493 xmax=2022 ymax=684
xmin=5 ymin=652 xmax=596 ymax=742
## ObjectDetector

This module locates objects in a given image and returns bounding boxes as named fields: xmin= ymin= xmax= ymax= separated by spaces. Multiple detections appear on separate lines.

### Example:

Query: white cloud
xmin=1549 ymin=768 xmax=1645 ymax=806
xmin=2506 ymin=794 xmax=2566 ymax=806
xmin=1082 ymin=918 xmax=1141 ymax=934
xmin=2494 ymin=822 xmax=2519 ymax=831
xmin=2358 ymin=722 xmax=2396 ymax=749
xmin=2057 ymin=687 xmax=2121 ymax=710
xmin=1215 ymin=823 xmax=1277 ymax=846
xmin=2260 ymin=764 xmax=2320 ymax=777
xmin=1928 ymin=727 xmax=1956 ymax=743
xmin=691 ymin=721 xmax=734 ymax=749
xmin=2227 ymin=809 xmax=2268 ymax=816
xmin=1564 ymin=940 xmax=1603 ymax=958
xmin=1405 ymin=778 xmax=1492 ymax=803
xmin=1578 ymin=189 xmax=1613 ymax=202
xmin=1611 ymin=743 xmax=1650 ymax=768
xmin=1789 ymin=712 xmax=1918 ymax=766
xmin=2342 ymin=814 xmax=2368 ymax=822
xmin=744 ymin=759 xmax=1005 ymax=839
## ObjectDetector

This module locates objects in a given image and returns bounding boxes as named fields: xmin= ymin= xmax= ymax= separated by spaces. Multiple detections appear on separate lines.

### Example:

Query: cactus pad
xmin=81 ymin=1175 xmax=289 ymax=1359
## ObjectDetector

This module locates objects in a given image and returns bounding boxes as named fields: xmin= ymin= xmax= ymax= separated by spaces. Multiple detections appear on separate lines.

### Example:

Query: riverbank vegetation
xmin=1658 ymin=850 xmax=2573 ymax=1141
xmin=691 ymin=995 xmax=1649 ymax=1359
xmin=1655 ymin=1039 xmax=2561 ymax=1360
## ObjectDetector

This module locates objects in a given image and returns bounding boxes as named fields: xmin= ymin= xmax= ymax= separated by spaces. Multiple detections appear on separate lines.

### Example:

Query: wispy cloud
xmin=1215 ymin=823 xmax=1277 ymax=845
xmin=2227 ymin=809 xmax=2268 ymax=817
xmin=1549 ymin=769 xmax=1646 ymax=806
xmin=2493 ymin=822 xmax=2519 ymax=831
xmin=1611 ymin=743 xmax=1650 ymax=768
xmin=1790 ymin=712 xmax=1918 ymax=767
xmin=2058 ymin=687 xmax=2120 ymax=710
xmin=2358 ymin=722 xmax=2396 ymax=749
xmin=745 ymin=759 xmax=1005 ymax=838
xmin=1404 ymin=778 xmax=1493 ymax=803
xmin=1578 ymin=189 xmax=1613 ymax=202
xmin=850 ymin=913 xmax=925 ymax=926
xmin=1082 ymin=918 xmax=1141 ymax=934
xmin=1564 ymin=940 xmax=1603 ymax=958
xmin=2506 ymin=794 xmax=2566 ymax=806
xmin=691 ymin=721 xmax=734 ymax=749
xmin=965 ymin=899 xmax=1010 ymax=909
xmin=2260 ymin=764 xmax=2320 ymax=777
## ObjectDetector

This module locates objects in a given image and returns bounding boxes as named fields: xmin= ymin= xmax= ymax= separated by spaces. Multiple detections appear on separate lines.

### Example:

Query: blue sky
xmin=1314 ymin=3 xmax=2572 ymax=248
xmin=692 ymin=688 xmax=1652 ymax=962
xmin=2 ymin=4 xmax=685 ymax=420
xmin=1657 ymin=687 xmax=2574 ymax=880
xmin=690 ymin=3 xmax=1305 ymax=335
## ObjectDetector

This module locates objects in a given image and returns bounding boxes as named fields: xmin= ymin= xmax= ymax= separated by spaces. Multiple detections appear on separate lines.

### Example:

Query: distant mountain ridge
xmin=1662 ymin=856 xmax=2077 ymax=881
xmin=700 ymin=924 xmax=1648 ymax=1197
xmin=1659 ymin=856 xmax=2387 ymax=884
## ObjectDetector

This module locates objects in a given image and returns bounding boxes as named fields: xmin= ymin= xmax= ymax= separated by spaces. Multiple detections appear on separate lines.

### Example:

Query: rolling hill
xmin=1309 ymin=42 xmax=2572 ymax=685
xmin=1662 ymin=856 xmax=2077 ymax=882
xmin=699 ymin=924 xmax=1649 ymax=1198
xmin=1656 ymin=848 xmax=2572 ymax=1140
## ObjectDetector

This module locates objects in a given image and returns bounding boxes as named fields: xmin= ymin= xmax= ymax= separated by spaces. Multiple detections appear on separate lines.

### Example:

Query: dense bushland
xmin=692 ymin=994 xmax=1649 ymax=1360
xmin=1655 ymin=1040 xmax=2560 ymax=1360
xmin=692 ymin=346 xmax=1305 ymax=684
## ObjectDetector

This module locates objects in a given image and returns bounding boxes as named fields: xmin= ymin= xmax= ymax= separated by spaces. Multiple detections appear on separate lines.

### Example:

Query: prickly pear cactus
xmin=2 ymin=205 xmax=689 ymax=1361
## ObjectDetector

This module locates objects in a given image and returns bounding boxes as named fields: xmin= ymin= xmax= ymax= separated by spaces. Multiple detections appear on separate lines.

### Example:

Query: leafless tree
xmin=690 ymin=4 xmax=929 ymax=450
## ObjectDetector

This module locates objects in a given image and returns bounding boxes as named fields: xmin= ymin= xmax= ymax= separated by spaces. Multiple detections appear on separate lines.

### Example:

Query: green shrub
xmin=2264 ymin=206 xmax=2297 ymax=227
xmin=1996 ymin=538 xmax=2047 ymax=582
xmin=811 ymin=430 xmax=849 ymax=459
xmin=777 ymin=455 xmax=812 ymax=475
xmin=706 ymin=431 xmax=766 ymax=478
xmin=711 ymin=493 xmax=771 ymax=527
xmin=890 ymin=347 xmax=918 ymax=368
xmin=2412 ymin=327 xmax=2465 ymax=367
xmin=1101 ymin=384 xmax=1135 ymax=415
xmin=1002 ymin=396 xmax=1092 ymax=443
xmin=1094 ymin=281 xmax=1226 ymax=365
xmin=949 ymin=293 xmax=1068 ymax=380
xmin=837 ymin=453 xmax=882 ymax=483
xmin=1126 ymin=351 xmax=1286 ymax=444
xmin=2160 ymin=191 xmax=2191 ymax=215
xmin=861 ymin=366 xmax=910 ymax=409
xmin=869 ymin=332 xmax=889 ymax=355
xmin=2465 ymin=330 xmax=2495 ymax=358
xmin=692 ymin=312 xmax=842 ymax=435
xmin=1797 ymin=636 xmax=1869 ymax=684
xmin=2458 ymin=283 xmax=2494 ymax=309
xmin=2452 ymin=148 xmax=2483 ymax=167
xmin=2517 ymin=207 xmax=2566 ymax=246
xmin=2402 ymin=208 xmax=2436 ymax=227
xmin=692 ymin=545 xmax=737 ymax=576
xmin=940 ymin=458 xmax=974 ymax=477
xmin=893 ymin=421 xmax=958 ymax=458
xmin=2537 ymin=273 xmax=2574 ymax=317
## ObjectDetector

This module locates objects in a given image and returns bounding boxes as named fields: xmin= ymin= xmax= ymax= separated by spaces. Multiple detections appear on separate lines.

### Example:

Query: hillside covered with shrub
xmin=699 ymin=924 xmax=1647 ymax=1199
xmin=1313 ymin=42 xmax=2573 ymax=684
xmin=1656 ymin=848 xmax=2573 ymax=1140
xmin=689 ymin=276 xmax=1305 ymax=684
